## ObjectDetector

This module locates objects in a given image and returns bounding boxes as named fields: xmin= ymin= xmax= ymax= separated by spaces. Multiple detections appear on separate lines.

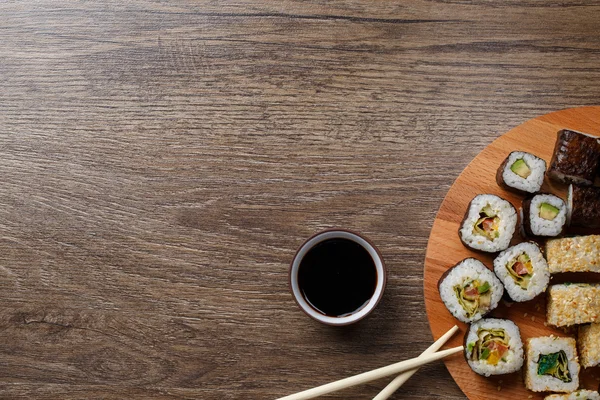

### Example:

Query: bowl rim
xmin=288 ymin=228 xmax=387 ymax=326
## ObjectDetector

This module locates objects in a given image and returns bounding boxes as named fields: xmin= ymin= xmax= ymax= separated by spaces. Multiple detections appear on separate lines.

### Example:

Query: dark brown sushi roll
xmin=567 ymin=184 xmax=600 ymax=229
xmin=547 ymin=129 xmax=600 ymax=186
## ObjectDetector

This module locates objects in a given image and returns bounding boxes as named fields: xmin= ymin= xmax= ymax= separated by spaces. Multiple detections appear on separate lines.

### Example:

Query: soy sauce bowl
xmin=289 ymin=229 xmax=387 ymax=326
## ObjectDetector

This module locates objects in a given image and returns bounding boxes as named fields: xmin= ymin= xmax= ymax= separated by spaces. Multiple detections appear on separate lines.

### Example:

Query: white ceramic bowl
xmin=289 ymin=229 xmax=386 ymax=326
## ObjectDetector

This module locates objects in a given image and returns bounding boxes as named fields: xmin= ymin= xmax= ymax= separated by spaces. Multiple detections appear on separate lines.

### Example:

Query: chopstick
xmin=276 ymin=343 xmax=463 ymax=400
xmin=372 ymin=325 xmax=460 ymax=400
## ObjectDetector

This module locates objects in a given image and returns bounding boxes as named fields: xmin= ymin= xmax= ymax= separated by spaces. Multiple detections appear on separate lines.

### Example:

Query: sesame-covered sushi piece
xmin=547 ymin=284 xmax=600 ymax=327
xmin=459 ymin=194 xmax=517 ymax=253
xmin=493 ymin=242 xmax=549 ymax=302
xmin=496 ymin=151 xmax=546 ymax=194
xmin=464 ymin=318 xmax=523 ymax=376
xmin=525 ymin=336 xmax=579 ymax=393
xmin=521 ymin=193 xmax=567 ymax=237
xmin=545 ymin=390 xmax=600 ymax=400
xmin=438 ymin=258 xmax=504 ymax=323
xmin=567 ymin=184 xmax=600 ymax=229
xmin=546 ymin=235 xmax=600 ymax=273
xmin=547 ymin=129 xmax=600 ymax=186
xmin=578 ymin=323 xmax=600 ymax=368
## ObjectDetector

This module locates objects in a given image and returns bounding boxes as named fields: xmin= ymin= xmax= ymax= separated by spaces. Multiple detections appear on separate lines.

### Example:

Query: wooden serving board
xmin=424 ymin=106 xmax=600 ymax=400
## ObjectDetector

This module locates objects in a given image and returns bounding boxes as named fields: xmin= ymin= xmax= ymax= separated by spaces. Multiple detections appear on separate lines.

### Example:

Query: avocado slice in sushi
xmin=540 ymin=203 xmax=560 ymax=221
xmin=510 ymin=158 xmax=532 ymax=178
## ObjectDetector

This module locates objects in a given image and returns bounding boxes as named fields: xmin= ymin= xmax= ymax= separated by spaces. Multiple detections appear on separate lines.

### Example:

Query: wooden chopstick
xmin=276 ymin=344 xmax=463 ymax=400
xmin=372 ymin=325 xmax=460 ymax=400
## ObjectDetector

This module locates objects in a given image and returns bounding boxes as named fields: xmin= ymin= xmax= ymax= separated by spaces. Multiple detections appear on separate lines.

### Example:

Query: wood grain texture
xmin=424 ymin=107 xmax=600 ymax=400
xmin=1 ymin=1 xmax=600 ymax=399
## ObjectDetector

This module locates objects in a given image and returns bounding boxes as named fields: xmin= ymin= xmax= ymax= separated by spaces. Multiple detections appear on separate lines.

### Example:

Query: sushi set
xmin=424 ymin=107 xmax=600 ymax=399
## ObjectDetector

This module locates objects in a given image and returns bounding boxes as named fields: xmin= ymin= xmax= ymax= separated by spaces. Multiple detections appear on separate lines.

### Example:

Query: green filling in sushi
xmin=473 ymin=205 xmax=500 ymax=240
xmin=511 ymin=158 xmax=532 ymax=178
xmin=468 ymin=327 xmax=510 ymax=366
xmin=540 ymin=203 xmax=560 ymax=221
xmin=537 ymin=350 xmax=572 ymax=383
xmin=453 ymin=279 xmax=491 ymax=318
xmin=505 ymin=253 xmax=533 ymax=290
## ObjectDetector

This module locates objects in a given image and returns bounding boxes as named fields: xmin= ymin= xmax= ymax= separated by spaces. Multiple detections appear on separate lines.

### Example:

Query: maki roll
xmin=525 ymin=336 xmax=579 ymax=393
xmin=464 ymin=318 xmax=523 ymax=376
xmin=546 ymin=235 xmax=600 ymax=273
xmin=459 ymin=194 xmax=517 ymax=253
xmin=521 ymin=193 xmax=567 ymax=237
xmin=548 ymin=129 xmax=600 ymax=186
xmin=545 ymin=390 xmax=600 ymax=400
xmin=578 ymin=323 xmax=600 ymax=368
xmin=567 ymin=184 xmax=600 ymax=229
xmin=438 ymin=258 xmax=504 ymax=323
xmin=496 ymin=151 xmax=546 ymax=194
xmin=493 ymin=242 xmax=549 ymax=302
xmin=547 ymin=284 xmax=600 ymax=327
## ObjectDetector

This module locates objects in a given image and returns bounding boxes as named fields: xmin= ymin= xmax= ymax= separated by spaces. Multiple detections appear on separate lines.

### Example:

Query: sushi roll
xmin=567 ymin=184 xmax=600 ymax=229
xmin=578 ymin=323 xmax=600 ymax=368
xmin=548 ymin=129 xmax=600 ymax=186
xmin=464 ymin=318 xmax=523 ymax=376
xmin=525 ymin=336 xmax=579 ymax=393
xmin=521 ymin=193 xmax=567 ymax=237
xmin=547 ymin=284 xmax=600 ymax=327
xmin=438 ymin=258 xmax=504 ymax=323
xmin=545 ymin=390 xmax=600 ymax=400
xmin=496 ymin=151 xmax=546 ymax=194
xmin=493 ymin=242 xmax=549 ymax=302
xmin=459 ymin=194 xmax=517 ymax=253
xmin=546 ymin=235 xmax=600 ymax=273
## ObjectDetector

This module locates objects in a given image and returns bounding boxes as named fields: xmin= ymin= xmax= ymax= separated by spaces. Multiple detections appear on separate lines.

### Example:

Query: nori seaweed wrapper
xmin=569 ymin=185 xmax=600 ymax=229
xmin=548 ymin=129 xmax=600 ymax=186
xmin=521 ymin=197 xmax=534 ymax=237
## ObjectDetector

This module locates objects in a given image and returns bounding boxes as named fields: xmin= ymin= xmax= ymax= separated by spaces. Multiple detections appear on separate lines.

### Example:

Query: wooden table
xmin=2 ymin=2 xmax=600 ymax=399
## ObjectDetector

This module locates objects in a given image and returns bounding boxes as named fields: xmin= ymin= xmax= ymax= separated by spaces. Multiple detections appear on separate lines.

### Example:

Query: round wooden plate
xmin=424 ymin=106 xmax=600 ymax=399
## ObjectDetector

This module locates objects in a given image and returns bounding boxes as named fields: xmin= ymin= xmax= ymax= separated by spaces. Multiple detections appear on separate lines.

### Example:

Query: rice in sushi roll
xmin=496 ymin=151 xmax=546 ymax=194
xmin=548 ymin=129 xmax=600 ymax=186
xmin=464 ymin=318 xmax=523 ymax=376
xmin=459 ymin=194 xmax=517 ymax=253
xmin=525 ymin=336 xmax=579 ymax=393
xmin=578 ymin=323 xmax=600 ymax=368
xmin=547 ymin=284 xmax=600 ymax=327
xmin=521 ymin=193 xmax=567 ymax=237
xmin=545 ymin=390 xmax=600 ymax=400
xmin=493 ymin=242 xmax=549 ymax=302
xmin=567 ymin=184 xmax=600 ymax=229
xmin=438 ymin=258 xmax=504 ymax=323
xmin=546 ymin=235 xmax=600 ymax=274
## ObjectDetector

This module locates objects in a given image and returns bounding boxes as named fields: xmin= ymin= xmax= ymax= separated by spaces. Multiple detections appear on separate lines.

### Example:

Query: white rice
xmin=545 ymin=390 xmax=600 ymax=400
xmin=493 ymin=242 xmax=549 ymax=302
xmin=464 ymin=318 xmax=523 ymax=376
xmin=525 ymin=336 xmax=579 ymax=393
xmin=566 ymin=184 xmax=573 ymax=226
xmin=460 ymin=194 xmax=517 ymax=252
xmin=500 ymin=151 xmax=546 ymax=193
xmin=438 ymin=258 xmax=504 ymax=323
xmin=527 ymin=194 xmax=567 ymax=236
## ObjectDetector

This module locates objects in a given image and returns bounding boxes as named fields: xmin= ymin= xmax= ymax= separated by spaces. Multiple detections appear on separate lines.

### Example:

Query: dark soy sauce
xmin=298 ymin=238 xmax=377 ymax=317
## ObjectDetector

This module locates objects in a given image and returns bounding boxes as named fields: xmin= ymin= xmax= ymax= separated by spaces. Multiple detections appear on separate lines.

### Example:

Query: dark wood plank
xmin=1 ymin=1 xmax=600 ymax=398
